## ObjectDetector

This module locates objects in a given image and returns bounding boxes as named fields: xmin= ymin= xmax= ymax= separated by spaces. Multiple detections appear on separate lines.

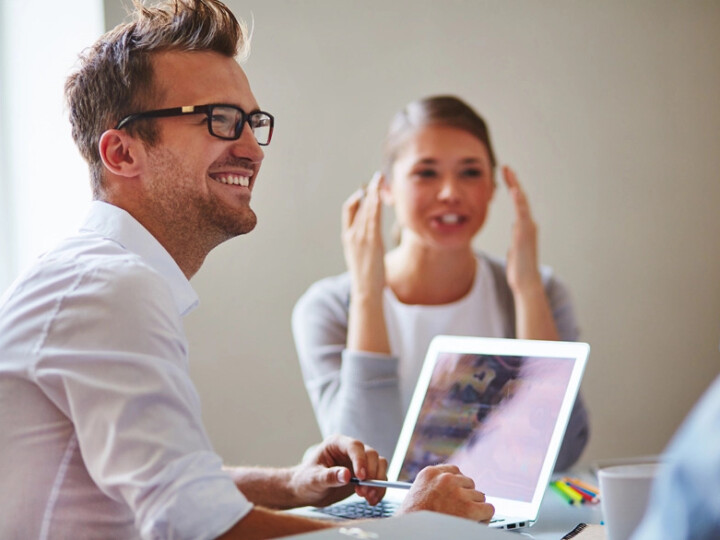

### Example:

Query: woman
xmin=292 ymin=95 xmax=588 ymax=471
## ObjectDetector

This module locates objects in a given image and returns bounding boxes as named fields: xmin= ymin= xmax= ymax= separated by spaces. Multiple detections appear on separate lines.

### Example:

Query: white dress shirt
xmin=0 ymin=201 xmax=251 ymax=539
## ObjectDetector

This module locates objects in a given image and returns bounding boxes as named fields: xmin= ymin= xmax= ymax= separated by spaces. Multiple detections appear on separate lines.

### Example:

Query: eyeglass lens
xmin=209 ymin=106 xmax=272 ymax=144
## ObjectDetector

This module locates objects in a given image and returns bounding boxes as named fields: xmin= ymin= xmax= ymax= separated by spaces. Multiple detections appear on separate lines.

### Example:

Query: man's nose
xmin=231 ymin=125 xmax=265 ymax=163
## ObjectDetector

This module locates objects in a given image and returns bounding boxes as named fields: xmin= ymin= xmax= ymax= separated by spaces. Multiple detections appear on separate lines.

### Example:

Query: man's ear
xmin=98 ymin=129 xmax=146 ymax=178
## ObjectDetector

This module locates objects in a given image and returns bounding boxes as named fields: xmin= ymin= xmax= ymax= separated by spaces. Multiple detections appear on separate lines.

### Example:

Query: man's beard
xmin=146 ymin=148 xmax=258 ymax=248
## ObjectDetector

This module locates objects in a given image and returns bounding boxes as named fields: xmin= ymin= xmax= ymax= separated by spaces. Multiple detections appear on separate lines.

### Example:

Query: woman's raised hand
xmin=342 ymin=172 xmax=387 ymax=297
xmin=503 ymin=165 xmax=560 ymax=340
xmin=342 ymin=172 xmax=392 ymax=354
xmin=503 ymin=166 xmax=542 ymax=294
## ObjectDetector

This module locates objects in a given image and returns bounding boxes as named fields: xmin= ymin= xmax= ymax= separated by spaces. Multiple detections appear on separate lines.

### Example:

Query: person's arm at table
xmin=220 ymin=462 xmax=495 ymax=539
xmin=224 ymin=435 xmax=388 ymax=510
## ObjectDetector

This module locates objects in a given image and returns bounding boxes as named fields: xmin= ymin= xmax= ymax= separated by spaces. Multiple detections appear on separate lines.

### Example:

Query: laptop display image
xmin=396 ymin=350 xmax=574 ymax=501
xmin=302 ymin=336 xmax=589 ymax=530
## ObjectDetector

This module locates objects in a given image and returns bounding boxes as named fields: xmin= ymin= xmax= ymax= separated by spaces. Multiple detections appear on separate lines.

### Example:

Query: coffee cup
xmin=598 ymin=463 xmax=661 ymax=540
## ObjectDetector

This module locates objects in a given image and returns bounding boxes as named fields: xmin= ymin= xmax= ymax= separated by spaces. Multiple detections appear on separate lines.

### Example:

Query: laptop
xmin=300 ymin=335 xmax=589 ymax=530
xmin=278 ymin=510 xmax=515 ymax=539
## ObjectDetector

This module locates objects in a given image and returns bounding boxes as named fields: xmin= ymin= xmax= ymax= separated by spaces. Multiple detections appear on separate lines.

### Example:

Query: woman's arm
xmin=503 ymin=166 xmax=560 ymax=341
xmin=502 ymin=166 xmax=589 ymax=468
xmin=343 ymin=173 xmax=392 ymax=354
xmin=292 ymin=278 xmax=403 ymax=460
xmin=291 ymin=175 xmax=403 ymax=459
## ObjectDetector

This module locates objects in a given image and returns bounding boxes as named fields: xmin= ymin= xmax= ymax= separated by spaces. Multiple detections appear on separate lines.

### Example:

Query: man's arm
xmin=219 ymin=463 xmax=496 ymax=540
xmin=225 ymin=435 xmax=387 ymax=509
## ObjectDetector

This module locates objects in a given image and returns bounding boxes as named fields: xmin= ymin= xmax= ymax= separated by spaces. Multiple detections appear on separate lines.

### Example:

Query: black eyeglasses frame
xmin=114 ymin=103 xmax=274 ymax=145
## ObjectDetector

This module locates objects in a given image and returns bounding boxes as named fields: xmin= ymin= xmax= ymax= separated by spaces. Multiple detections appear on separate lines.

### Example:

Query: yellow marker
xmin=552 ymin=480 xmax=584 ymax=505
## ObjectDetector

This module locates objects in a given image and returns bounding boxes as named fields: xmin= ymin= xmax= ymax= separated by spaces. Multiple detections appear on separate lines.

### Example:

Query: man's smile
xmin=211 ymin=173 xmax=250 ymax=187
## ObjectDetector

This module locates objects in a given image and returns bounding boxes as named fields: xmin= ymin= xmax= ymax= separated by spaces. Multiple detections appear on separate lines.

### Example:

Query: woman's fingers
xmin=503 ymin=165 xmax=532 ymax=221
xmin=342 ymin=171 xmax=383 ymax=234
xmin=342 ymin=188 xmax=364 ymax=232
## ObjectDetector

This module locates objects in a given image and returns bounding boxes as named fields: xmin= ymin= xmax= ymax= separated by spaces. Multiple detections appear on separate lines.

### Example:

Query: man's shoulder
xmin=54 ymin=234 xmax=158 ymax=278
xmin=7 ymin=234 xmax=168 ymax=310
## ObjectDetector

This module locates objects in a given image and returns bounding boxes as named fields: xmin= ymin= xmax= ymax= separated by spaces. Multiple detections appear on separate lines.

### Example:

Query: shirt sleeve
xmin=292 ymin=274 xmax=404 ymax=459
xmin=631 ymin=375 xmax=720 ymax=539
xmin=33 ymin=260 xmax=251 ymax=540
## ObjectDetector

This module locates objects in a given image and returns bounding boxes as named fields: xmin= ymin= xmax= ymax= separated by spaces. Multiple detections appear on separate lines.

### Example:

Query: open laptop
xmin=301 ymin=335 xmax=589 ymax=530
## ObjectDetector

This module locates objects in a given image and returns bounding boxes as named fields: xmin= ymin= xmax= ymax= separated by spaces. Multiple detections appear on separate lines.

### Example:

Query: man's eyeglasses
xmin=114 ymin=104 xmax=274 ymax=145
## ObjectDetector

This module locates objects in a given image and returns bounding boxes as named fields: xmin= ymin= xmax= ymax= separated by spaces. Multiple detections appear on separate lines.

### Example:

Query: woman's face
xmin=383 ymin=124 xmax=495 ymax=251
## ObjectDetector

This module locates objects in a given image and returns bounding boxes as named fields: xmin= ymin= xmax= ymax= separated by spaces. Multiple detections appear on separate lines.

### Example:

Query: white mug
xmin=598 ymin=463 xmax=661 ymax=540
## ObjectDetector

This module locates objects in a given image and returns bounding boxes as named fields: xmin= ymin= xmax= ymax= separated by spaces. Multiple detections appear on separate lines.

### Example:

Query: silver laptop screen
xmin=396 ymin=352 xmax=575 ymax=502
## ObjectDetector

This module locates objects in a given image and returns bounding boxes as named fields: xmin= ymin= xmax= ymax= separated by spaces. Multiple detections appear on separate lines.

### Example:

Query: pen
xmin=350 ymin=477 xmax=413 ymax=490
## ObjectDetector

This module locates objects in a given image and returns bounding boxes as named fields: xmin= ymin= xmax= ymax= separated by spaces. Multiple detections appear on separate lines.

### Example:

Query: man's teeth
xmin=217 ymin=175 xmax=250 ymax=187
xmin=440 ymin=214 xmax=460 ymax=224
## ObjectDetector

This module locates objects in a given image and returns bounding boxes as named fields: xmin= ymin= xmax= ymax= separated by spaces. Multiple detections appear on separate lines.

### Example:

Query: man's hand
xmin=398 ymin=465 xmax=495 ymax=523
xmin=288 ymin=435 xmax=388 ymax=508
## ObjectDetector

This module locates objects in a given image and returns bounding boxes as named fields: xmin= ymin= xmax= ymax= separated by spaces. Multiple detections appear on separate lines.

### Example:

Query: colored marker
xmin=562 ymin=477 xmax=600 ymax=496
xmin=562 ymin=481 xmax=599 ymax=504
xmin=553 ymin=480 xmax=584 ymax=504
xmin=550 ymin=481 xmax=582 ymax=505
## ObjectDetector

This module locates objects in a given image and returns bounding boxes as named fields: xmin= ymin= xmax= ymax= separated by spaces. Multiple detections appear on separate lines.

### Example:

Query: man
xmin=631 ymin=368 xmax=720 ymax=539
xmin=0 ymin=1 xmax=494 ymax=538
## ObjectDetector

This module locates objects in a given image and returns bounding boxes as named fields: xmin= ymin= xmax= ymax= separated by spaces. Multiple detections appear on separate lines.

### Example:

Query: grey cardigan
xmin=292 ymin=253 xmax=589 ymax=471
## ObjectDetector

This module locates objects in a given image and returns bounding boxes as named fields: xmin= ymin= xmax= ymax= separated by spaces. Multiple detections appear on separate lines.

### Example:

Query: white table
xmin=521 ymin=472 xmax=603 ymax=539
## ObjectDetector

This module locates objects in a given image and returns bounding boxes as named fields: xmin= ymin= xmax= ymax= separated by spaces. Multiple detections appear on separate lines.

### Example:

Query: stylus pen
xmin=350 ymin=477 xmax=413 ymax=490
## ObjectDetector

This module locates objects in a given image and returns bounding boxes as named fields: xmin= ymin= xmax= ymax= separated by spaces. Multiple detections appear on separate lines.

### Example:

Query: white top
xmin=383 ymin=256 xmax=505 ymax=411
xmin=0 ymin=201 xmax=251 ymax=540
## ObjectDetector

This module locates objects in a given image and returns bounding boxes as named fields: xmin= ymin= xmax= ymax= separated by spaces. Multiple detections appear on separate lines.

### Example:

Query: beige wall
xmin=107 ymin=0 xmax=720 ymax=468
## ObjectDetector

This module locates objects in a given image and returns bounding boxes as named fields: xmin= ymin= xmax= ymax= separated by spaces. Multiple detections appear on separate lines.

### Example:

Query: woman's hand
xmin=343 ymin=172 xmax=392 ymax=353
xmin=503 ymin=165 xmax=559 ymax=340
xmin=503 ymin=166 xmax=542 ymax=295
xmin=289 ymin=435 xmax=388 ymax=508
xmin=342 ymin=172 xmax=387 ymax=298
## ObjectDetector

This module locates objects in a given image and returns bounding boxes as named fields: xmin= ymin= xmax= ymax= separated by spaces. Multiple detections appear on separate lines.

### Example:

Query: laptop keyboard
xmin=313 ymin=500 xmax=400 ymax=519
xmin=313 ymin=501 xmax=519 ymax=528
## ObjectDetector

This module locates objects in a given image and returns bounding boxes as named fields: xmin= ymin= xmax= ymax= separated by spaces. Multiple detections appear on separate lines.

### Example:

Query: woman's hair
xmin=64 ymin=0 xmax=249 ymax=198
xmin=380 ymin=95 xmax=497 ymax=180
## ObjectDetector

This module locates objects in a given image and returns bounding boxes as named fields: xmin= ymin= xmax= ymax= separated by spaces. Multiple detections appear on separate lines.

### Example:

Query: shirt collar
xmin=80 ymin=201 xmax=199 ymax=316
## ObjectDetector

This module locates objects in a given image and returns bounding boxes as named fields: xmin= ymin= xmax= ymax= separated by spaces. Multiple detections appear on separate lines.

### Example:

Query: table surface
xmin=520 ymin=471 xmax=604 ymax=539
